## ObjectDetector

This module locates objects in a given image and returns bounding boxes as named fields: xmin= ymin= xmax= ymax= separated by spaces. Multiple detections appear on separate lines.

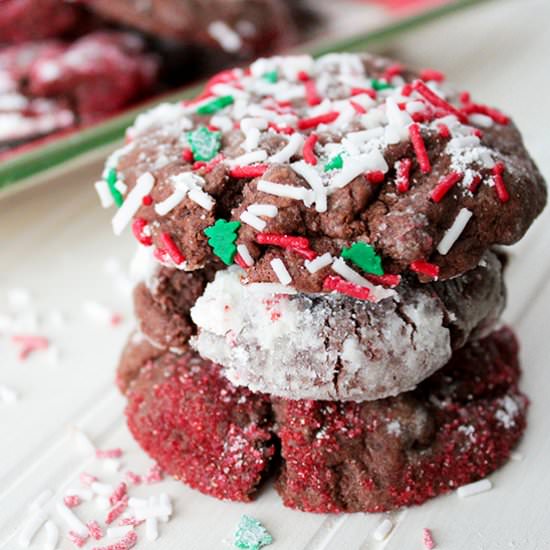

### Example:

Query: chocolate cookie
xmin=125 ymin=345 xmax=276 ymax=502
xmin=97 ymin=52 xmax=546 ymax=295
xmin=121 ymin=327 xmax=526 ymax=512
xmin=190 ymin=250 xmax=504 ymax=401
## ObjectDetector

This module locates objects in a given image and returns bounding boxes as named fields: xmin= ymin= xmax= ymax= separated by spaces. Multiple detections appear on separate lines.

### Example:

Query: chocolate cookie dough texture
xmin=97 ymin=52 xmax=545 ymax=512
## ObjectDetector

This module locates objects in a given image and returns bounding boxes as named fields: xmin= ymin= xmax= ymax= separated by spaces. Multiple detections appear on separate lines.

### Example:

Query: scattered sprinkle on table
xmin=234 ymin=515 xmax=273 ymax=550
xmin=457 ymin=478 xmax=493 ymax=498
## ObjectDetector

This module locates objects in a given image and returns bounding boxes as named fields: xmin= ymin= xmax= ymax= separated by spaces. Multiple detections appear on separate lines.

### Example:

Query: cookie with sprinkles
xmin=97 ymin=52 xmax=546 ymax=292
xmin=120 ymin=326 xmax=527 ymax=511
xmin=189 ymin=251 xmax=505 ymax=401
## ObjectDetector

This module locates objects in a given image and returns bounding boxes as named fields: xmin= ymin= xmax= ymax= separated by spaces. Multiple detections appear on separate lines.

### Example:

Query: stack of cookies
xmin=96 ymin=53 xmax=546 ymax=512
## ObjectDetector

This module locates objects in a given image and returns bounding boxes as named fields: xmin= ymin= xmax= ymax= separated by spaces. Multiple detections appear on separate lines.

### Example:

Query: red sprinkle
xmin=383 ymin=63 xmax=403 ymax=81
xmin=459 ymin=91 xmax=471 ymax=104
xmin=302 ymin=134 xmax=318 ymax=165
xmin=131 ymin=218 xmax=152 ymax=246
xmin=79 ymin=472 xmax=97 ymax=486
xmin=141 ymin=194 xmax=153 ymax=206
xmin=109 ymin=482 xmax=127 ymax=506
xmin=471 ymin=128 xmax=483 ymax=138
xmin=408 ymin=123 xmax=431 ymax=174
xmin=192 ymin=161 xmax=207 ymax=171
xmin=87 ymin=521 xmax=103 ymax=541
xmin=153 ymin=247 xmax=170 ymax=264
xmin=395 ymin=158 xmax=412 ymax=193
xmin=11 ymin=334 xmax=49 ymax=360
xmin=412 ymin=80 xmax=467 ymax=122
xmin=461 ymin=102 xmax=509 ymax=125
xmin=366 ymin=273 xmax=402 ymax=288
xmin=68 ymin=531 xmax=88 ymax=548
xmin=268 ymin=122 xmax=295 ymax=135
xmin=297 ymin=111 xmax=339 ymax=130
xmin=351 ymin=87 xmax=377 ymax=100
xmin=437 ymin=123 xmax=451 ymax=139
xmin=304 ymin=79 xmax=322 ymax=106
xmin=145 ymin=463 xmax=164 ymax=484
xmin=365 ymin=170 xmax=385 ymax=185
xmin=91 ymin=531 xmax=137 ymax=550
xmin=420 ymin=68 xmax=445 ymax=82
xmin=468 ymin=174 xmax=482 ymax=194
xmin=493 ymin=162 xmax=510 ymax=202
xmin=182 ymin=147 xmax=194 ymax=163
xmin=125 ymin=471 xmax=142 ymax=485
xmin=430 ymin=171 xmax=463 ymax=203
xmin=297 ymin=70 xmax=310 ymax=82
xmin=410 ymin=260 xmax=440 ymax=279
xmin=401 ymin=83 xmax=413 ymax=97
xmin=96 ymin=448 xmax=123 ymax=459
xmin=350 ymin=100 xmax=366 ymax=114
xmin=423 ymin=528 xmax=436 ymax=549
xmin=105 ymin=496 xmax=128 ymax=525
xmin=323 ymin=275 xmax=371 ymax=301
xmin=230 ymin=164 xmax=268 ymax=178
xmin=256 ymin=232 xmax=317 ymax=261
xmin=234 ymin=253 xmax=249 ymax=269
xmin=64 ymin=495 xmax=81 ymax=508
xmin=159 ymin=233 xmax=186 ymax=265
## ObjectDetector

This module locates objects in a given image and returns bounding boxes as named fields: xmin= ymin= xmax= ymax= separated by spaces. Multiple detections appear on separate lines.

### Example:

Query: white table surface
xmin=1 ymin=0 xmax=550 ymax=548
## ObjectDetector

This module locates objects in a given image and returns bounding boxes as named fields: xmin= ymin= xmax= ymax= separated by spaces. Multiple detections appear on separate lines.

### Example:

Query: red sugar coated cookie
xmin=122 ymin=327 xmax=526 ymax=511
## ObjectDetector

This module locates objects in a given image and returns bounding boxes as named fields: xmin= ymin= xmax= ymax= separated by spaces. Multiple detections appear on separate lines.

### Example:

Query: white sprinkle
xmin=0 ymin=384 xmax=18 ymax=404
xmin=457 ymin=478 xmax=492 ymax=498
xmin=304 ymin=253 xmax=333 ymax=273
xmin=95 ymin=496 xmax=111 ymax=510
xmin=257 ymin=180 xmax=314 ymax=205
xmin=226 ymin=150 xmax=267 ymax=167
xmin=208 ymin=20 xmax=242 ymax=53
xmin=112 ymin=172 xmax=154 ymax=235
xmin=44 ymin=520 xmax=59 ymax=550
xmin=102 ymin=458 xmax=122 ymax=472
xmin=240 ymin=210 xmax=267 ymax=231
xmin=437 ymin=208 xmax=473 ymax=255
xmin=372 ymin=518 xmax=394 ymax=541
xmin=18 ymin=509 xmax=47 ymax=548
xmin=468 ymin=113 xmax=493 ymax=128
xmin=28 ymin=489 xmax=53 ymax=512
xmin=128 ymin=497 xmax=148 ymax=509
xmin=114 ymin=180 xmax=127 ymax=195
xmin=7 ymin=287 xmax=32 ymax=309
xmin=330 ymin=151 xmax=388 ymax=190
xmin=241 ymin=118 xmax=267 ymax=133
xmin=291 ymin=160 xmax=327 ymax=212
xmin=146 ymin=517 xmax=159 ymax=541
xmin=247 ymin=204 xmax=278 ymax=217
xmin=236 ymin=244 xmax=254 ymax=266
xmin=94 ymin=180 xmax=114 ymax=208
xmin=56 ymin=501 xmax=88 ymax=537
xmin=70 ymin=426 xmax=95 ymax=455
xmin=82 ymin=301 xmax=112 ymax=325
xmin=209 ymin=114 xmax=233 ymax=132
xmin=331 ymin=258 xmax=370 ymax=287
xmin=159 ymin=494 xmax=172 ymax=517
xmin=510 ymin=452 xmax=524 ymax=461
xmin=188 ymin=188 xmax=215 ymax=210
xmin=210 ymin=83 xmax=247 ymax=99
xmin=91 ymin=482 xmax=114 ymax=496
xmin=269 ymin=133 xmax=304 ymax=164
xmin=248 ymin=283 xmax=297 ymax=295
xmin=270 ymin=258 xmax=292 ymax=285
xmin=347 ymin=128 xmax=384 ymax=144
xmin=154 ymin=187 xmax=187 ymax=216
xmin=134 ymin=506 xmax=172 ymax=520
xmin=385 ymin=96 xmax=413 ymax=127
xmin=107 ymin=525 xmax=134 ymax=538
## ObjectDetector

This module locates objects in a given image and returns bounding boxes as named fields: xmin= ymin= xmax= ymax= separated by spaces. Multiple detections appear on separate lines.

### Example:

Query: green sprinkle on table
xmin=342 ymin=242 xmax=384 ymax=275
xmin=234 ymin=515 xmax=273 ymax=550
xmin=204 ymin=219 xmax=241 ymax=265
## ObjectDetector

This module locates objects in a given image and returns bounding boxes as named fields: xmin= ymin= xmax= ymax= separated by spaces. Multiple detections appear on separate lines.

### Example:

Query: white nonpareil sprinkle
xmin=437 ymin=208 xmax=473 ymax=255
xmin=330 ymin=151 xmax=388 ymax=190
xmin=226 ymin=150 xmax=267 ymax=167
xmin=257 ymin=180 xmax=314 ymax=205
xmin=28 ymin=489 xmax=53 ymax=512
xmin=237 ymin=244 xmax=254 ymax=266
xmin=95 ymin=179 xmax=114 ymax=208
xmin=291 ymin=160 xmax=327 ymax=212
xmin=188 ymin=188 xmax=215 ymax=210
xmin=18 ymin=509 xmax=48 ymax=548
xmin=71 ymin=426 xmax=95 ymax=455
xmin=112 ymin=172 xmax=154 ymax=235
xmin=82 ymin=301 xmax=113 ymax=325
xmin=154 ymin=187 xmax=187 ymax=216
xmin=304 ymin=253 xmax=333 ymax=273
xmin=372 ymin=518 xmax=394 ymax=541
xmin=208 ymin=20 xmax=242 ymax=53
xmin=44 ymin=520 xmax=59 ymax=550
xmin=0 ymin=384 xmax=18 ymax=405
xmin=240 ymin=210 xmax=267 ymax=231
xmin=457 ymin=478 xmax=492 ymax=498
xmin=247 ymin=204 xmax=278 ymax=217
xmin=270 ymin=258 xmax=292 ymax=285
xmin=269 ymin=133 xmax=304 ymax=164
xmin=56 ymin=501 xmax=88 ymax=537
xmin=146 ymin=517 xmax=159 ymax=541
